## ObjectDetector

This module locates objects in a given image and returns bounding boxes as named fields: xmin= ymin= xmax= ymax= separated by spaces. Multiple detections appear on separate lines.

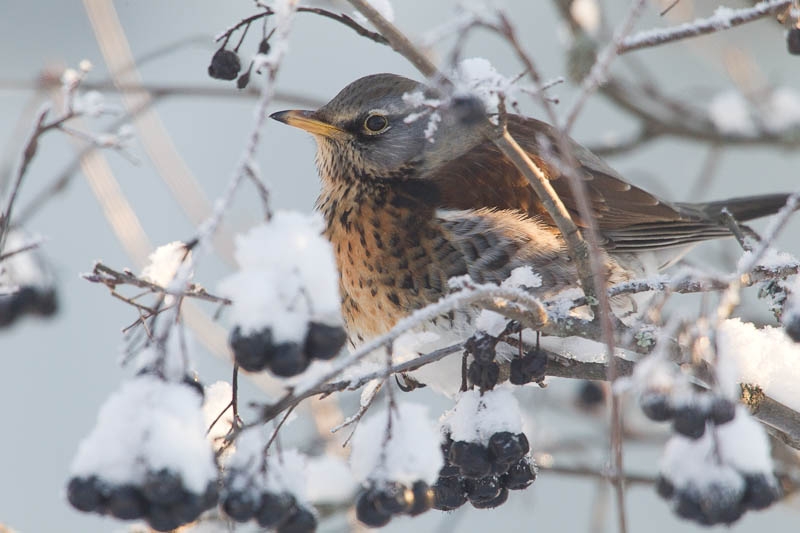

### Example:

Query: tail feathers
xmin=677 ymin=193 xmax=793 ymax=222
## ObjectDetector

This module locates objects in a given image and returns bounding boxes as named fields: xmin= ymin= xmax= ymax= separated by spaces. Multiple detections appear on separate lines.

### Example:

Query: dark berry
xmin=256 ymin=492 xmax=296 ymax=528
xmin=208 ymin=48 xmax=241 ymax=80
xmin=432 ymin=477 xmax=467 ymax=510
xmin=468 ymin=361 xmax=499 ymax=390
xmin=174 ymin=491 xmax=205 ymax=524
xmin=578 ymin=381 xmax=605 ymax=409
xmin=465 ymin=333 xmax=498 ymax=364
xmin=709 ymin=397 xmax=736 ymax=425
xmin=698 ymin=482 xmax=745 ymax=525
xmin=742 ymin=473 xmax=782 ymax=510
xmin=269 ymin=342 xmax=310 ymax=377
xmin=674 ymin=487 xmax=705 ymax=524
xmin=784 ymin=313 xmax=800 ymax=342
xmin=672 ymin=404 xmax=707 ymax=439
xmin=355 ymin=490 xmax=392 ymax=527
xmin=237 ymin=71 xmax=251 ymax=89
xmin=67 ymin=476 xmax=107 ymax=513
xmin=201 ymin=480 xmax=219 ymax=510
xmin=142 ymin=469 xmax=183 ymax=505
xmin=374 ymin=482 xmax=409 ymax=515
xmin=470 ymin=487 xmax=508 ymax=509
xmin=108 ymin=485 xmax=147 ymax=520
xmin=788 ymin=28 xmax=800 ymax=56
xmin=148 ymin=504 xmax=183 ymax=532
xmin=304 ymin=322 xmax=347 ymax=360
xmin=258 ymin=38 xmax=271 ymax=55
xmin=449 ymin=441 xmax=491 ymax=478
xmin=278 ymin=506 xmax=317 ymax=533
xmin=438 ymin=463 xmax=461 ymax=478
xmin=230 ymin=326 xmax=273 ymax=372
xmin=655 ymin=475 xmax=674 ymax=499
xmin=222 ymin=490 xmax=258 ymax=522
xmin=501 ymin=458 xmax=536 ymax=490
xmin=34 ymin=288 xmax=58 ymax=316
xmin=464 ymin=476 xmax=502 ymax=504
xmin=640 ymin=392 xmax=673 ymax=422
xmin=407 ymin=481 xmax=433 ymax=516
xmin=509 ymin=350 xmax=547 ymax=385
xmin=488 ymin=432 xmax=528 ymax=466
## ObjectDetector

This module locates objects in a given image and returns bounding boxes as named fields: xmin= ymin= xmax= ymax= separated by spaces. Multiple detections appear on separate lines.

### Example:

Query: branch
xmin=619 ymin=1 xmax=792 ymax=54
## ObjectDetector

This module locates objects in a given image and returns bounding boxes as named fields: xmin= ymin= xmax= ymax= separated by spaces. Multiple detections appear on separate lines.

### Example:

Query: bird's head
xmin=270 ymin=73 xmax=490 ymax=187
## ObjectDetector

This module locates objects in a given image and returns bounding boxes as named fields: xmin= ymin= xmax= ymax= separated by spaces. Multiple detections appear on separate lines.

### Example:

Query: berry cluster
xmin=221 ymin=475 xmax=317 ymax=533
xmin=640 ymin=390 xmax=736 ymax=439
xmin=656 ymin=408 xmax=782 ymax=526
xmin=0 ymin=229 xmax=57 ymax=328
xmin=657 ymin=470 xmax=781 ymax=526
xmin=68 ymin=470 xmax=218 ymax=532
xmin=68 ymin=376 xmax=219 ymax=530
xmin=355 ymin=481 xmax=433 ymax=527
xmin=431 ymin=432 xmax=536 ymax=511
xmin=229 ymin=321 xmax=346 ymax=377
xmin=208 ymin=28 xmax=270 ymax=88
xmin=0 ymin=285 xmax=57 ymax=327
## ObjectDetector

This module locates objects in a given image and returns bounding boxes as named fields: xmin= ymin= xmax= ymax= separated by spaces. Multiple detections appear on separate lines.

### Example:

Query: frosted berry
xmin=237 ymin=71 xmax=251 ymax=89
xmin=655 ymin=475 xmax=674 ymax=499
xmin=229 ymin=326 xmax=272 ymax=372
xmin=407 ymin=481 xmax=433 ymax=516
xmin=465 ymin=333 xmax=498 ymax=364
xmin=709 ymin=397 xmax=736 ymax=425
xmin=672 ymin=404 xmax=707 ymax=439
xmin=269 ymin=343 xmax=310 ymax=377
xmin=108 ymin=485 xmax=147 ymax=520
xmin=304 ymin=322 xmax=347 ymax=360
xmin=788 ymin=28 xmax=800 ymax=55
xmin=208 ymin=48 xmax=241 ymax=80
xmin=256 ymin=492 xmax=296 ymax=528
xmin=509 ymin=349 xmax=547 ymax=385
xmin=278 ymin=506 xmax=317 ymax=533
xmin=432 ymin=477 xmax=466 ymax=510
xmin=502 ymin=458 xmax=536 ymax=490
xmin=67 ymin=476 xmax=106 ymax=512
xmin=374 ymin=482 xmax=409 ymax=515
xmin=449 ymin=441 xmax=491 ymax=478
xmin=258 ymin=38 xmax=271 ymax=55
xmin=356 ymin=489 xmax=392 ymax=527
xmin=222 ymin=490 xmax=258 ymax=522
xmin=488 ymin=432 xmax=528 ymax=466
xmin=578 ymin=381 xmax=605 ymax=408
xmin=142 ymin=468 xmax=183 ymax=505
xmin=464 ymin=476 xmax=502 ymax=505
xmin=784 ymin=314 xmax=800 ymax=342
xmin=742 ymin=473 xmax=781 ymax=510
xmin=640 ymin=392 xmax=673 ymax=422
xmin=148 ymin=503 xmax=182 ymax=532
xmin=470 ymin=487 xmax=508 ymax=509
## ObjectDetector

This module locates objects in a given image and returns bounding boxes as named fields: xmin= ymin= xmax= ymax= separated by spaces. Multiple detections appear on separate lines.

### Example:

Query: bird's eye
xmin=364 ymin=113 xmax=389 ymax=134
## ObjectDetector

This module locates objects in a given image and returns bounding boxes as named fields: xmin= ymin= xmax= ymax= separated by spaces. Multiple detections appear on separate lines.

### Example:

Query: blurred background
xmin=1 ymin=0 xmax=799 ymax=532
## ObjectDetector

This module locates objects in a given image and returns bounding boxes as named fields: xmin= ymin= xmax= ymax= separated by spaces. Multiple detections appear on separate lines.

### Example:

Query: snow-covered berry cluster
xmin=0 ymin=229 xmax=57 ymax=327
xmin=67 ymin=375 xmax=219 ymax=531
xmin=355 ymin=481 xmax=434 ymax=527
xmin=434 ymin=388 xmax=536 ymax=510
xmin=350 ymin=402 xmax=444 ymax=527
xmin=640 ymin=390 xmax=737 ymax=439
xmin=220 ymin=429 xmax=317 ymax=532
xmin=219 ymin=212 xmax=346 ymax=378
xmin=657 ymin=407 xmax=782 ymax=525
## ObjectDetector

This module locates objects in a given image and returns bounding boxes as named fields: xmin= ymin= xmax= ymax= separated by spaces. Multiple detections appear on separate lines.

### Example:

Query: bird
xmin=271 ymin=73 xmax=791 ymax=347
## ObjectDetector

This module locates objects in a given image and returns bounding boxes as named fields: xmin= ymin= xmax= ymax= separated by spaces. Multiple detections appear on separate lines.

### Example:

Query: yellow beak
xmin=270 ymin=110 xmax=345 ymax=138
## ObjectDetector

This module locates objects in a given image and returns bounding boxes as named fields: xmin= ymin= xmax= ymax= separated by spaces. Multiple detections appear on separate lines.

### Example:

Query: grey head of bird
xmin=270 ymin=73 xmax=492 ymax=186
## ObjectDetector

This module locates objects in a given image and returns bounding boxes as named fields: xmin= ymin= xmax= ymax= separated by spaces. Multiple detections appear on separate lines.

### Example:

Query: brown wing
xmin=424 ymin=115 xmax=777 ymax=252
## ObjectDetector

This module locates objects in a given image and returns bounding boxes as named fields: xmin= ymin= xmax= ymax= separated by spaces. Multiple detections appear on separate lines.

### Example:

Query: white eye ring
xmin=364 ymin=111 xmax=390 ymax=134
